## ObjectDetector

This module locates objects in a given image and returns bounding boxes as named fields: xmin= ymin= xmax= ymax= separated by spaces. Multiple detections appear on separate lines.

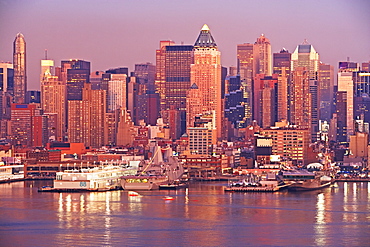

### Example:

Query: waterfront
xmin=1 ymin=181 xmax=370 ymax=246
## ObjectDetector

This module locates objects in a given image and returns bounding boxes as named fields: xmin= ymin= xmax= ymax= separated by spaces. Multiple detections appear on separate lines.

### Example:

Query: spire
xmin=194 ymin=24 xmax=217 ymax=48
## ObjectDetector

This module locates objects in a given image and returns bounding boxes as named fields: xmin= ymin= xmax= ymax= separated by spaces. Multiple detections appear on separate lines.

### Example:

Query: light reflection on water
xmin=0 ymin=181 xmax=369 ymax=246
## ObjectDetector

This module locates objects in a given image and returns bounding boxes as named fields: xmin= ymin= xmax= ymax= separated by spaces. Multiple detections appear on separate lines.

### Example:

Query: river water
xmin=0 ymin=180 xmax=369 ymax=246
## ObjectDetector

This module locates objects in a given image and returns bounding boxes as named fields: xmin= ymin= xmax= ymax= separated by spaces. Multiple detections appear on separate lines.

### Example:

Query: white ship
xmin=39 ymin=162 xmax=138 ymax=192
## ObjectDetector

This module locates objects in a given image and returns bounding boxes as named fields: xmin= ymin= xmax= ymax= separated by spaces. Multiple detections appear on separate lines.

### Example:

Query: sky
xmin=0 ymin=0 xmax=369 ymax=90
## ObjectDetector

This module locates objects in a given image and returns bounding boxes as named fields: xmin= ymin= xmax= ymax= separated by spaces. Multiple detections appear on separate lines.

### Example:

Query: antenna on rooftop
xmin=45 ymin=49 xmax=48 ymax=60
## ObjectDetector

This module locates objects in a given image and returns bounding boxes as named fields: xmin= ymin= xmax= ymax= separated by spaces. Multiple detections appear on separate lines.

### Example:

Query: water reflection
xmin=314 ymin=193 xmax=326 ymax=246
xmin=1 ymin=181 xmax=370 ymax=246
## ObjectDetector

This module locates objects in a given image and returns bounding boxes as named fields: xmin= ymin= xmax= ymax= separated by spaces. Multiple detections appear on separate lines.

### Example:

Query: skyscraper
xmin=13 ymin=33 xmax=27 ymax=104
xmin=291 ymin=41 xmax=320 ymax=80
xmin=188 ymin=24 xmax=222 ymax=139
xmin=237 ymin=43 xmax=253 ymax=125
xmin=253 ymin=34 xmax=272 ymax=77
xmin=41 ymin=59 xmax=66 ymax=141
xmin=290 ymin=67 xmax=311 ymax=130
xmin=318 ymin=63 xmax=334 ymax=121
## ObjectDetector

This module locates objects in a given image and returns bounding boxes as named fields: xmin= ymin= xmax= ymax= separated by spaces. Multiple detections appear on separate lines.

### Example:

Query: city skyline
xmin=0 ymin=0 xmax=369 ymax=90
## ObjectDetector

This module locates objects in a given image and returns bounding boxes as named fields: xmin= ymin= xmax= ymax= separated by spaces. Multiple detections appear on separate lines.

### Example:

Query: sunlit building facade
xmin=40 ymin=59 xmax=66 ymax=141
xmin=253 ymin=34 xmax=272 ymax=77
xmin=13 ymin=33 xmax=27 ymax=104
xmin=188 ymin=24 xmax=222 ymax=139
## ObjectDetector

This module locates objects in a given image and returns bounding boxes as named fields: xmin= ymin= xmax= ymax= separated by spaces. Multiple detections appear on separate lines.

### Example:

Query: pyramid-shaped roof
xmin=194 ymin=24 xmax=217 ymax=48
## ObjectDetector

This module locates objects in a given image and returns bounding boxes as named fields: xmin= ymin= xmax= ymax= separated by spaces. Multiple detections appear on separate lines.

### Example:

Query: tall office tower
xmin=309 ymin=79 xmax=320 ymax=142
xmin=107 ymin=74 xmax=127 ymax=112
xmin=155 ymin=42 xmax=193 ymax=138
xmin=67 ymin=84 xmax=105 ymax=148
xmin=273 ymin=49 xmax=290 ymax=122
xmin=61 ymin=59 xmax=90 ymax=100
xmin=273 ymin=48 xmax=291 ymax=77
xmin=127 ymin=77 xmax=138 ymax=123
xmin=337 ymin=68 xmax=355 ymax=140
xmin=318 ymin=63 xmax=334 ymax=121
xmin=13 ymin=33 xmax=27 ymax=104
xmin=237 ymin=43 xmax=254 ymax=125
xmin=353 ymin=71 xmax=370 ymax=122
xmin=225 ymin=75 xmax=246 ymax=133
xmin=253 ymin=34 xmax=272 ymax=77
xmin=155 ymin=40 xmax=175 ymax=104
xmin=291 ymin=41 xmax=320 ymax=80
xmin=90 ymin=88 xmax=106 ymax=148
xmin=188 ymin=24 xmax=222 ymax=139
xmin=134 ymin=63 xmax=156 ymax=91
xmin=0 ymin=62 xmax=14 ymax=93
xmin=41 ymin=59 xmax=66 ymax=141
xmin=336 ymin=92 xmax=347 ymax=143
xmin=164 ymin=45 xmax=193 ymax=137
xmin=253 ymin=74 xmax=278 ymax=128
xmin=90 ymin=71 xmax=104 ymax=90
xmin=277 ymin=69 xmax=288 ymax=121
xmin=10 ymin=103 xmax=42 ymax=147
xmin=290 ymin=67 xmax=311 ymax=130
xmin=0 ymin=62 xmax=14 ymax=120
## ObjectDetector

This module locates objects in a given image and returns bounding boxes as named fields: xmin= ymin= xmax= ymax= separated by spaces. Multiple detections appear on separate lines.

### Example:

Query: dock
xmin=224 ymin=184 xmax=291 ymax=192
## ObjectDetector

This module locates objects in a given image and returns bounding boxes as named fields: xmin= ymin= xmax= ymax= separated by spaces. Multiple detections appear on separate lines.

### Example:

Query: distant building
xmin=253 ymin=34 xmax=272 ymax=76
xmin=11 ymin=104 xmax=42 ymax=147
xmin=41 ymin=59 xmax=66 ymax=141
xmin=188 ymin=24 xmax=222 ymax=139
xmin=13 ymin=33 xmax=27 ymax=104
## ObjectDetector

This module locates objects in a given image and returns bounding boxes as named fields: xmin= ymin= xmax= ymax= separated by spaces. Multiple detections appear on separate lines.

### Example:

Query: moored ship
xmin=39 ymin=162 xmax=138 ymax=192
xmin=121 ymin=145 xmax=184 ymax=190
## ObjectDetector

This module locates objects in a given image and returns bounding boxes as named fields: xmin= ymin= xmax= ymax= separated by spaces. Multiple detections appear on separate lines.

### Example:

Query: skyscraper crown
xmin=194 ymin=24 xmax=217 ymax=48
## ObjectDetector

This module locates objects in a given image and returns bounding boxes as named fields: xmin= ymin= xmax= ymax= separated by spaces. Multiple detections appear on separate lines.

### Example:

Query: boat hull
xmin=288 ymin=181 xmax=332 ymax=191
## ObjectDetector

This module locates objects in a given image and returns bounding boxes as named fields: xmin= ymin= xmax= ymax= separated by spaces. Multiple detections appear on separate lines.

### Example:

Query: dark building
xmin=273 ymin=48 xmax=291 ymax=77
xmin=62 ymin=59 xmax=90 ymax=100
xmin=336 ymin=92 xmax=347 ymax=143
xmin=160 ymin=45 xmax=193 ymax=137
xmin=225 ymin=75 xmax=246 ymax=129
xmin=26 ymin=90 xmax=41 ymax=104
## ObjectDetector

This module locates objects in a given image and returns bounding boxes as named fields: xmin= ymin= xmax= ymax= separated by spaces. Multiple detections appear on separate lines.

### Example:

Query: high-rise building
xmin=41 ymin=59 xmax=66 ymax=141
xmin=107 ymin=74 xmax=127 ymax=112
xmin=290 ymin=67 xmax=311 ymax=130
xmin=253 ymin=34 xmax=272 ymax=77
xmin=155 ymin=42 xmax=193 ymax=138
xmin=67 ymin=84 xmax=106 ymax=148
xmin=188 ymin=24 xmax=222 ymax=139
xmin=353 ymin=71 xmax=370 ymax=122
xmin=10 ymin=103 xmax=42 ymax=147
xmin=0 ymin=62 xmax=14 ymax=120
xmin=337 ymin=71 xmax=354 ymax=139
xmin=13 ymin=33 xmax=27 ymax=104
xmin=253 ymin=74 xmax=278 ymax=127
xmin=62 ymin=59 xmax=90 ymax=101
xmin=0 ymin=62 xmax=14 ymax=93
xmin=273 ymin=48 xmax=291 ymax=77
xmin=318 ymin=63 xmax=334 ymax=121
xmin=134 ymin=63 xmax=156 ymax=91
xmin=236 ymin=43 xmax=253 ymax=125
xmin=291 ymin=41 xmax=320 ymax=80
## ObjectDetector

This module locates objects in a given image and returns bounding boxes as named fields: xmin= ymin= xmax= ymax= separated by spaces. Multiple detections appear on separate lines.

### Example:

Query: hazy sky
xmin=0 ymin=0 xmax=369 ymax=90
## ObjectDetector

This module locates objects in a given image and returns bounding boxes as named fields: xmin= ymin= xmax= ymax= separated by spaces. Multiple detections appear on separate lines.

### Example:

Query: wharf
xmin=38 ymin=186 xmax=120 ymax=192
xmin=224 ymin=184 xmax=290 ymax=192
xmin=159 ymin=183 xmax=188 ymax=190
xmin=335 ymin=178 xmax=370 ymax=182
